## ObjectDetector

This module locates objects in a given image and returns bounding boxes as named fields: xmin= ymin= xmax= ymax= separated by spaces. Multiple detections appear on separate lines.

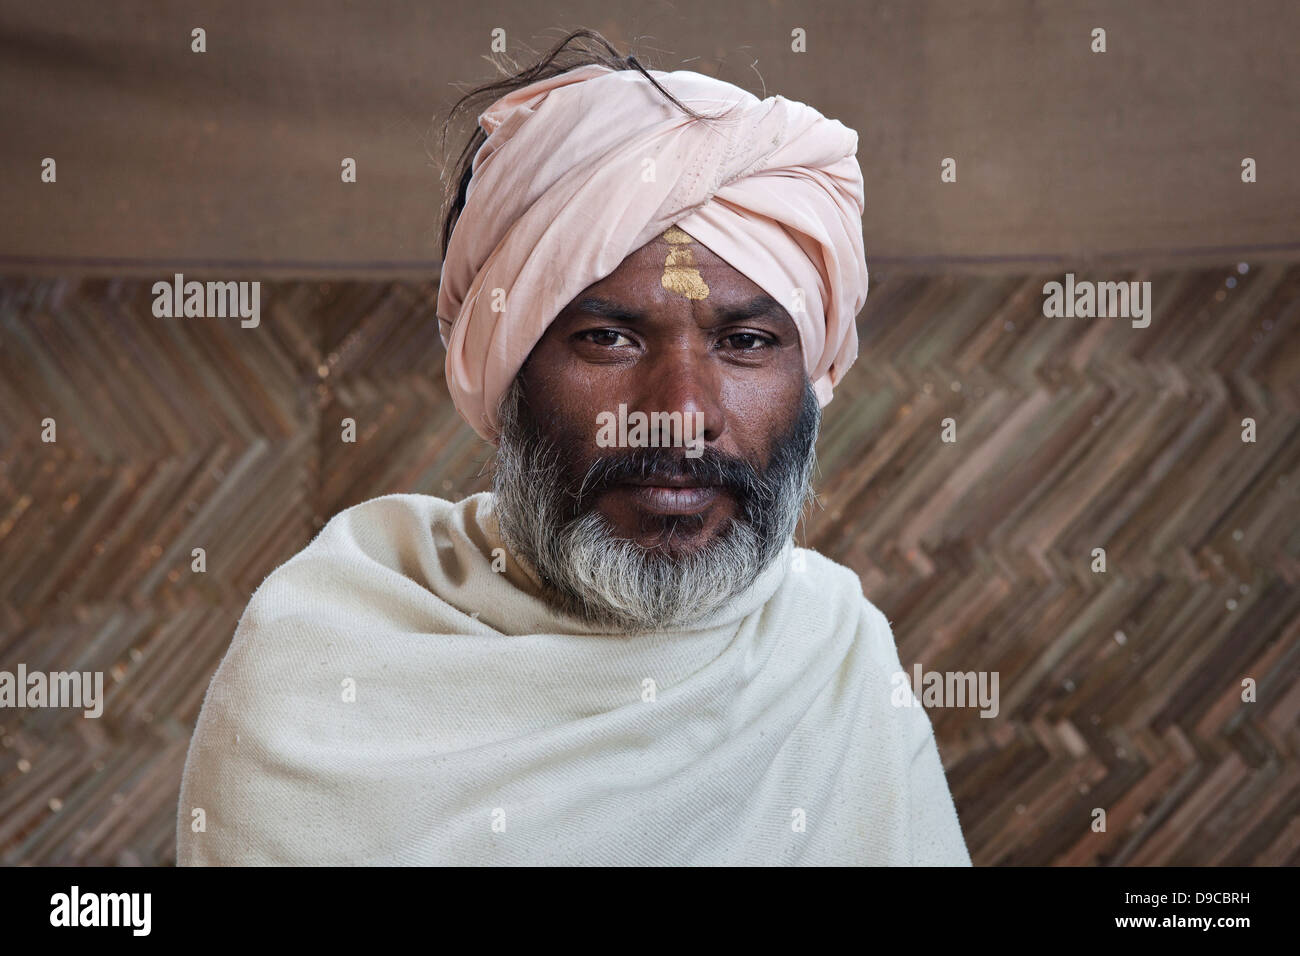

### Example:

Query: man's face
xmin=515 ymin=228 xmax=809 ymax=554
xmin=490 ymin=226 xmax=822 ymax=632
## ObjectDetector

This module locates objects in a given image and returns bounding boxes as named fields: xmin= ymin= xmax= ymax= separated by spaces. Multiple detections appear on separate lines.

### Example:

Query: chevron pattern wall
xmin=0 ymin=266 xmax=1296 ymax=864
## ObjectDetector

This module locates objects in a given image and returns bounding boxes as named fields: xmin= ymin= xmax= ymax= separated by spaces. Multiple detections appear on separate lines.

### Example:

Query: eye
xmin=721 ymin=331 xmax=775 ymax=351
xmin=578 ymin=328 xmax=635 ymax=347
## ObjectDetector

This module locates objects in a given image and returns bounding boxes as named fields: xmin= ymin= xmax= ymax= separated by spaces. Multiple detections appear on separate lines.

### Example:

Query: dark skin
xmin=518 ymin=228 xmax=807 ymax=552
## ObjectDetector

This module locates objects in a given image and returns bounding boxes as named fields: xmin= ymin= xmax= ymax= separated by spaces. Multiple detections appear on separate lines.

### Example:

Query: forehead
xmin=565 ymin=227 xmax=792 ymax=324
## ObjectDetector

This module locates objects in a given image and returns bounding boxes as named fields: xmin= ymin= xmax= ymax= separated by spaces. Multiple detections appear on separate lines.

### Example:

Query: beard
xmin=491 ymin=375 xmax=821 ymax=633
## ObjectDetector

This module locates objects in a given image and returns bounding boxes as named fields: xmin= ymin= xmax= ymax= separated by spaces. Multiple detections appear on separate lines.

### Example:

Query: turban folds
xmin=436 ymin=64 xmax=869 ymax=441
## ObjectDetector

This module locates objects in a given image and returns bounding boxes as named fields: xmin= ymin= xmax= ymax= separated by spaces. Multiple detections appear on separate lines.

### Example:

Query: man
xmin=177 ymin=35 xmax=972 ymax=866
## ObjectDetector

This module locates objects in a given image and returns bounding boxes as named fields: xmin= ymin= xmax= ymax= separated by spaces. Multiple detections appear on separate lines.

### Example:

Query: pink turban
xmin=437 ymin=63 xmax=869 ymax=441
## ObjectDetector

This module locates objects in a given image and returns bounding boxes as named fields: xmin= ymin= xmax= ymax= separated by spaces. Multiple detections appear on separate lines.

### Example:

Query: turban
xmin=436 ymin=63 xmax=869 ymax=441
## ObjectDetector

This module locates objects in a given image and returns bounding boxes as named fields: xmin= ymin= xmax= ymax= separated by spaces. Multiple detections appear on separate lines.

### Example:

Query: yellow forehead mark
xmin=660 ymin=226 xmax=710 ymax=300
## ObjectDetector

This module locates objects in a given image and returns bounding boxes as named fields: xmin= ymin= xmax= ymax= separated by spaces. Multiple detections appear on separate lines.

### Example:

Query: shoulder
xmin=790 ymin=551 xmax=945 ymax=755
xmin=312 ymin=492 xmax=460 ymax=554
xmin=784 ymin=545 xmax=915 ymax=701
xmin=191 ymin=494 xmax=471 ymax=749
xmin=236 ymin=492 xmax=476 ymax=636
xmin=786 ymin=545 xmax=895 ymax=639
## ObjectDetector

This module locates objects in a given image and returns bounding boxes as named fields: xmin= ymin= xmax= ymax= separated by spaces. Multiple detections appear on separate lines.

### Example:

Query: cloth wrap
xmin=176 ymin=492 xmax=971 ymax=865
xmin=436 ymin=64 xmax=870 ymax=440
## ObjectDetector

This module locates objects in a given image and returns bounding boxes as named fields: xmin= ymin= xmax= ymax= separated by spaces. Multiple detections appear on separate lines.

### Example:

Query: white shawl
xmin=177 ymin=493 xmax=971 ymax=865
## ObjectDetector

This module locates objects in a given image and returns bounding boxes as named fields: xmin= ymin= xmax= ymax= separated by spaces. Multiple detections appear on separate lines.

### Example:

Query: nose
xmin=632 ymin=341 xmax=726 ymax=449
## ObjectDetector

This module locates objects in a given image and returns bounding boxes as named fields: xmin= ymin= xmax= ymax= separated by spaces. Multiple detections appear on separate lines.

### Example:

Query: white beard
xmin=491 ymin=376 xmax=820 ymax=632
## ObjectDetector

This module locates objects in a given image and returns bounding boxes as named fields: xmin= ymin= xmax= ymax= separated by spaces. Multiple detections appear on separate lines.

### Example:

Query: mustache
xmin=568 ymin=445 xmax=769 ymax=511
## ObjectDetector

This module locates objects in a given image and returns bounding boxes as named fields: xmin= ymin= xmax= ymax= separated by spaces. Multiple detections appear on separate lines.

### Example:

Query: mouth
xmin=615 ymin=478 xmax=722 ymax=515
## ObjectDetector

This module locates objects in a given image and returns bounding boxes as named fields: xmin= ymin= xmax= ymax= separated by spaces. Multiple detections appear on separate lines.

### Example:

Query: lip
xmin=623 ymin=476 xmax=704 ymax=489
xmin=618 ymin=483 xmax=721 ymax=515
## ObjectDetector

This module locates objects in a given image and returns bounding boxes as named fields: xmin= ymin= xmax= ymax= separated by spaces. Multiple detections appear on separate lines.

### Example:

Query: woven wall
xmin=1 ymin=266 xmax=1296 ymax=865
